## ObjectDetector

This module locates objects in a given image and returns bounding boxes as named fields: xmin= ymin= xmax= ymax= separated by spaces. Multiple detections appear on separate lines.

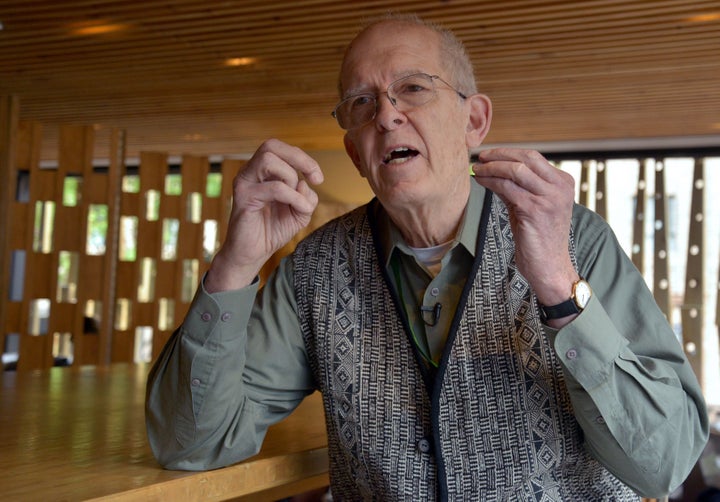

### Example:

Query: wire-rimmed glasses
xmin=331 ymin=72 xmax=467 ymax=130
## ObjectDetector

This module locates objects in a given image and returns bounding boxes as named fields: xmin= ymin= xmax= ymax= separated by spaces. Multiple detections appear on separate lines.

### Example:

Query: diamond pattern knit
xmin=294 ymin=195 xmax=638 ymax=501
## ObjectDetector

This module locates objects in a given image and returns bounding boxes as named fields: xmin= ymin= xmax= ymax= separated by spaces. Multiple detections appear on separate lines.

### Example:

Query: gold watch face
xmin=573 ymin=280 xmax=592 ymax=309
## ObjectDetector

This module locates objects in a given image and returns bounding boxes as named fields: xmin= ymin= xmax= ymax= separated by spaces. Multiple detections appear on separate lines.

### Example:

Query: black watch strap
xmin=539 ymin=298 xmax=580 ymax=322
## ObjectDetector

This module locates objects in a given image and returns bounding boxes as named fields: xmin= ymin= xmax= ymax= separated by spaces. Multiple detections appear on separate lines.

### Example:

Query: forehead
xmin=340 ymin=22 xmax=443 ymax=93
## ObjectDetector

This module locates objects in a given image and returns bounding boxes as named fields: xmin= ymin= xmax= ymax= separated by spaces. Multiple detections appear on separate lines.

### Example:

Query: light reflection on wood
xmin=0 ymin=363 xmax=328 ymax=501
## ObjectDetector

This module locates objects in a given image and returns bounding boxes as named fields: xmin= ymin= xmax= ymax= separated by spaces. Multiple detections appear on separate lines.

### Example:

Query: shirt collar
xmin=374 ymin=179 xmax=487 ymax=269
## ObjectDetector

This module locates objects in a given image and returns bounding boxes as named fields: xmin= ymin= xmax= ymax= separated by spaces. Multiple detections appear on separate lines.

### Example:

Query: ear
xmin=343 ymin=133 xmax=366 ymax=177
xmin=465 ymin=93 xmax=493 ymax=150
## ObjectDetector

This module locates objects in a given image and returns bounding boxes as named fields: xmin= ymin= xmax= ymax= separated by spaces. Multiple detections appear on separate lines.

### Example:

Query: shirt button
xmin=191 ymin=378 xmax=201 ymax=387
xmin=417 ymin=437 xmax=432 ymax=454
xmin=200 ymin=312 xmax=212 ymax=322
xmin=595 ymin=416 xmax=606 ymax=425
xmin=430 ymin=287 xmax=440 ymax=297
xmin=221 ymin=312 xmax=232 ymax=322
xmin=566 ymin=348 xmax=578 ymax=360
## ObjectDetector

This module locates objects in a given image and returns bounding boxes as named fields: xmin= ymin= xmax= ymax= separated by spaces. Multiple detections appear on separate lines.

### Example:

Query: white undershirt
xmin=409 ymin=240 xmax=454 ymax=277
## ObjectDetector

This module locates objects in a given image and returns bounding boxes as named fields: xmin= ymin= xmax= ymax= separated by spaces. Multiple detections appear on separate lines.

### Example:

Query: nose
xmin=374 ymin=93 xmax=405 ymax=130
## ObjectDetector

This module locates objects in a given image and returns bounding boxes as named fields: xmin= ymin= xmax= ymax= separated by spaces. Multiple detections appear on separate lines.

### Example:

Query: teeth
xmin=383 ymin=147 xmax=411 ymax=164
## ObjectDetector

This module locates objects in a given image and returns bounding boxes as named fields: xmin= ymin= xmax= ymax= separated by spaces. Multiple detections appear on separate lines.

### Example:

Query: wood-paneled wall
xmin=0 ymin=115 xmax=240 ymax=369
xmin=0 ymin=105 xmax=354 ymax=370
xmin=2 ymin=99 xmax=718 ymax=399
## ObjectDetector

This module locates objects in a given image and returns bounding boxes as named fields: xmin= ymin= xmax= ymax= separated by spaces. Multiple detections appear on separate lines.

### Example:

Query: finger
xmin=256 ymin=139 xmax=324 ymax=185
xmin=296 ymin=179 xmax=319 ymax=210
xmin=244 ymin=180 xmax=318 ymax=215
xmin=472 ymin=159 xmax=547 ymax=196
xmin=477 ymin=148 xmax=562 ymax=184
xmin=472 ymin=170 xmax=534 ymax=205
xmin=240 ymin=151 xmax=301 ymax=190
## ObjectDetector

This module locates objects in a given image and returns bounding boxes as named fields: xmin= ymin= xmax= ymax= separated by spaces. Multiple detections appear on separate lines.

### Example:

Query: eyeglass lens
xmin=334 ymin=73 xmax=437 ymax=130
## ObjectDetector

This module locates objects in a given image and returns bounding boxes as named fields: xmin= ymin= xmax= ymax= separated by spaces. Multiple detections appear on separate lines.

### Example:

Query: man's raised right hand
xmin=205 ymin=139 xmax=324 ymax=293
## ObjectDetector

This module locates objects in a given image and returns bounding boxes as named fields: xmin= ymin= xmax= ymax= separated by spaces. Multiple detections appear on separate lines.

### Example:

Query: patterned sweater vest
xmin=293 ymin=195 xmax=638 ymax=501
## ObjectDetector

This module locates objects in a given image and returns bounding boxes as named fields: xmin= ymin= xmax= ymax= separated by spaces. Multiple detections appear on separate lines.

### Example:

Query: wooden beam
xmin=680 ymin=157 xmax=705 ymax=387
xmin=0 ymin=96 xmax=20 ymax=351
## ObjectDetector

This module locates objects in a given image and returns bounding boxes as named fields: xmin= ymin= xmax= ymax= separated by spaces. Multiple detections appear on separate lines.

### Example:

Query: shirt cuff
xmin=551 ymin=295 xmax=628 ymax=389
xmin=181 ymin=274 xmax=260 ymax=344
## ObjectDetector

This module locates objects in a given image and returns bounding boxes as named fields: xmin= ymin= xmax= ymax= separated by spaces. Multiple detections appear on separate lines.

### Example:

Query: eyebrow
xmin=341 ymin=70 xmax=429 ymax=99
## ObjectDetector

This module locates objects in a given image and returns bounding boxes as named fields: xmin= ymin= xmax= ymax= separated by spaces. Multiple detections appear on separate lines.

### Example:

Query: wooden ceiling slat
xmin=2 ymin=0 xmax=719 ymax=160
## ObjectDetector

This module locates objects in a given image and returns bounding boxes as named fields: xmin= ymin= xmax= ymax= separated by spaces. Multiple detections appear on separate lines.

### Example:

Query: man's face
xmin=340 ymin=22 xmax=476 ymax=210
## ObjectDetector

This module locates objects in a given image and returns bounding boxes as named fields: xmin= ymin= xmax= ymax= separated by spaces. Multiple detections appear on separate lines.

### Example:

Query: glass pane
xmin=187 ymin=192 xmax=202 ymax=223
xmin=2 ymin=333 xmax=20 ymax=369
xmin=86 ymin=204 xmax=108 ymax=255
xmin=137 ymin=258 xmax=156 ymax=302
xmin=84 ymin=299 xmax=101 ymax=334
xmin=9 ymin=250 xmax=25 ymax=302
xmin=119 ymin=216 xmax=138 ymax=261
xmin=181 ymin=259 xmax=199 ymax=302
xmin=62 ymin=175 xmax=82 ymax=206
xmin=203 ymin=219 xmax=218 ymax=262
xmin=165 ymin=174 xmax=182 ymax=195
xmin=114 ymin=299 xmax=132 ymax=331
xmin=57 ymin=251 xmax=79 ymax=303
xmin=16 ymin=170 xmax=30 ymax=202
xmin=33 ymin=201 xmax=55 ymax=253
xmin=122 ymin=174 xmax=140 ymax=193
xmin=133 ymin=327 xmax=153 ymax=363
xmin=28 ymin=299 xmax=51 ymax=336
xmin=158 ymin=298 xmax=175 ymax=331
xmin=161 ymin=218 xmax=179 ymax=261
xmin=52 ymin=332 xmax=74 ymax=366
xmin=145 ymin=189 xmax=160 ymax=221
xmin=206 ymin=172 xmax=222 ymax=197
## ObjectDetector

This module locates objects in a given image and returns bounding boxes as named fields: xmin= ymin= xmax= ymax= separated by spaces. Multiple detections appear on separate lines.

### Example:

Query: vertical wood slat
xmin=595 ymin=159 xmax=607 ymax=220
xmin=653 ymin=159 xmax=671 ymax=319
xmin=680 ymin=157 xmax=705 ymax=387
xmin=579 ymin=159 xmax=591 ymax=208
xmin=631 ymin=159 xmax=647 ymax=274
xmin=0 ymin=96 xmax=20 ymax=356
xmin=99 ymin=129 xmax=126 ymax=365
xmin=16 ymin=120 xmax=55 ymax=370
xmin=55 ymin=125 xmax=95 ymax=366
xmin=4 ymin=121 xmax=41 ymax=347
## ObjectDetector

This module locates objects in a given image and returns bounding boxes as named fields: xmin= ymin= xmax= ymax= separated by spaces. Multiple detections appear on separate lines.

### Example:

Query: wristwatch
xmin=539 ymin=278 xmax=592 ymax=322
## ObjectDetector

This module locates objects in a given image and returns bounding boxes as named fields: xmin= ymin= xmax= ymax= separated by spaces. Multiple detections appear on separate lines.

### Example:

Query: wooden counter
xmin=0 ymin=363 xmax=329 ymax=501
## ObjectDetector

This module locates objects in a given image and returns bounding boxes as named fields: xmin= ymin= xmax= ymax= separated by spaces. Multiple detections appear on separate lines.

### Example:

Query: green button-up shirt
xmin=146 ymin=181 xmax=708 ymax=498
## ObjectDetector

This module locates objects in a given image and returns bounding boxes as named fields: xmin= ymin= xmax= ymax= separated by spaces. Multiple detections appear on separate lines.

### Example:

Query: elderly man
xmin=146 ymin=13 xmax=708 ymax=500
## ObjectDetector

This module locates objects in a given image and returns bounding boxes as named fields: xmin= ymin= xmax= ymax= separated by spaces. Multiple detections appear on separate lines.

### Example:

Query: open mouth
xmin=382 ymin=147 xmax=419 ymax=165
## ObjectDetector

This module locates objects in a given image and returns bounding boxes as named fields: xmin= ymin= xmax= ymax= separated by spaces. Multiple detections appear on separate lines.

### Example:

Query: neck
xmin=387 ymin=181 xmax=470 ymax=248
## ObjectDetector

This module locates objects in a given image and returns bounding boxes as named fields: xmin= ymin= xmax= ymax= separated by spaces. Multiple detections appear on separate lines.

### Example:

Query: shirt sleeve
xmin=145 ymin=256 xmax=315 ymax=471
xmin=546 ymin=204 xmax=709 ymax=498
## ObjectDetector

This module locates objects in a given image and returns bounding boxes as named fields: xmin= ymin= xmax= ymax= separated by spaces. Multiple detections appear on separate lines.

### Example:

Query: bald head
xmin=338 ymin=14 xmax=477 ymax=98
